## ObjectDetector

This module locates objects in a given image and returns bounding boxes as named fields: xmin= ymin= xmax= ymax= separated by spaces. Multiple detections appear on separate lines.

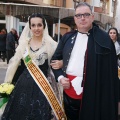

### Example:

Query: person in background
xmin=108 ymin=27 xmax=120 ymax=58
xmin=6 ymin=28 xmax=16 ymax=64
xmin=14 ymin=30 xmax=19 ymax=46
xmin=53 ymin=33 xmax=62 ymax=42
xmin=108 ymin=27 xmax=120 ymax=119
xmin=51 ymin=2 xmax=118 ymax=120
xmin=0 ymin=28 xmax=7 ymax=62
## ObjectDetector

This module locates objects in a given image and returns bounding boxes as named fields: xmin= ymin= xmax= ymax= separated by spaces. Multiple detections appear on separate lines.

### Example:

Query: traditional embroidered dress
xmin=1 ymin=22 xmax=59 ymax=120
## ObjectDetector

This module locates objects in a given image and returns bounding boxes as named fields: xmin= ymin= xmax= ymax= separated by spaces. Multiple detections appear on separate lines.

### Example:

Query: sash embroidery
xmin=23 ymin=48 xmax=66 ymax=120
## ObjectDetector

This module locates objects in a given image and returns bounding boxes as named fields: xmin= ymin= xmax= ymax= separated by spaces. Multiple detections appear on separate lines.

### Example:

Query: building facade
xmin=0 ymin=0 xmax=114 ymax=39
xmin=115 ymin=0 xmax=120 ymax=33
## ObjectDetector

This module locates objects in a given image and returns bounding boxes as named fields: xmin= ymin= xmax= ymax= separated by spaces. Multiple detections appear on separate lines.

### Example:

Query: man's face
xmin=74 ymin=6 xmax=94 ymax=32
xmin=11 ymin=30 xmax=16 ymax=34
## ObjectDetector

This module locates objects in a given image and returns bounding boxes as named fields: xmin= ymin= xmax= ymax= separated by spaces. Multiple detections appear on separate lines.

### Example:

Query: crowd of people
xmin=0 ymin=2 xmax=120 ymax=120
xmin=0 ymin=28 xmax=19 ymax=64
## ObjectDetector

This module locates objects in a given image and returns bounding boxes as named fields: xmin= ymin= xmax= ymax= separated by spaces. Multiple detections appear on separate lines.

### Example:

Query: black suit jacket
xmin=6 ymin=32 xmax=15 ymax=51
xmin=51 ymin=30 xmax=78 ymax=80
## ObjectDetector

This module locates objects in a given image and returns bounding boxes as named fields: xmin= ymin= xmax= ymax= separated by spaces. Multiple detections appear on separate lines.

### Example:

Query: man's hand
xmin=60 ymin=77 xmax=70 ymax=89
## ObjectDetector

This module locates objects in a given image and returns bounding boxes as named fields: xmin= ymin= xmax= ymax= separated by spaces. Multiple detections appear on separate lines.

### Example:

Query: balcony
xmin=0 ymin=0 xmax=44 ymax=5
xmin=94 ymin=6 xmax=108 ymax=14
xmin=0 ymin=0 xmax=64 ymax=6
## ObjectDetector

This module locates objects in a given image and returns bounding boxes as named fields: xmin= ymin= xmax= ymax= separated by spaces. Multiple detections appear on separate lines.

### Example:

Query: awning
xmin=0 ymin=3 xmax=113 ymax=27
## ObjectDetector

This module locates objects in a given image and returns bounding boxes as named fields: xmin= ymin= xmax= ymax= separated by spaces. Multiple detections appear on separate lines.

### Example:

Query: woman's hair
xmin=108 ymin=27 xmax=119 ymax=39
xmin=28 ymin=13 xmax=46 ymax=29
xmin=1 ymin=28 xmax=7 ymax=34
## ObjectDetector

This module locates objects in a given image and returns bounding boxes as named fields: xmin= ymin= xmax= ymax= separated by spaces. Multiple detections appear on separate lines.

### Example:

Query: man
xmin=0 ymin=29 xmax=7 ymax=62
xmin=53 ymin=33 xmax=62 ymax=42
xmin=6 ymin=28 xmax=16 ymax=64
xmin=51 ymin=2 xmax=118 ymax=120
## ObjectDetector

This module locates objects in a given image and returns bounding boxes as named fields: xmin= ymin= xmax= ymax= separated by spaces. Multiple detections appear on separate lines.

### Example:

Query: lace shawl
xmin=4 ymin=22 xmax=57 ymax=83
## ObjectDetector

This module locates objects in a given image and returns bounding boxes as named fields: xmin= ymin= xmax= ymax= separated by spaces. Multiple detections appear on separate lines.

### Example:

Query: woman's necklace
xmin=30 ymin=47 xmax=39 ymax=52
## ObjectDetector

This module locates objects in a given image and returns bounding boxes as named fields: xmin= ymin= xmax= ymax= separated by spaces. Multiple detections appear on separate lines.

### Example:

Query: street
xmin=0 ymin=59 xmax=7 ymax=119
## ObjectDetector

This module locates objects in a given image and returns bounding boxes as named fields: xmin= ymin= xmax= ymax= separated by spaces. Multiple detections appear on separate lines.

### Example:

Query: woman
xmin=108 ymin=27 xmax=120 ymax=56
xmin=1 ymin=13 xmax=62 ymax=120
xmin=108 ymin=27 xmax=120 ymax=79
xmin=108 ymin=27 xmax=120 ymax=118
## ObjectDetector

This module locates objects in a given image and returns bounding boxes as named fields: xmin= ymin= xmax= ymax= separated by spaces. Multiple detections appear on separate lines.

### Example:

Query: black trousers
xmin=6 ymin=50 xmax=14 ymax=64
xmin=63 ymin=92 xmax=81 ymax=120
xmin=0 ymin=51 xmax=6 ymax=62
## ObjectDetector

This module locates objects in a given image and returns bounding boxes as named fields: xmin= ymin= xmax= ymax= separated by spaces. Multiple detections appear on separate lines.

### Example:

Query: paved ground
xmin=0 ymin=59 xmax=8 ymax=83
xmin=0 ymin=59 xmax=8 ymax=118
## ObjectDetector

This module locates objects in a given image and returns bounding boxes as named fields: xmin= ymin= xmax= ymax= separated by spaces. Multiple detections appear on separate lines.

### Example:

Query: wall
xmin=115 ymin=0 xmax=120 ymax=33
xmin=93 ymin=0 xmax=100 ymax=7
xmin=2 ymin=0 xmax=43 ymax=4
xmin=6 ymin=15 xmax=19 ymax=33
xmin=25 ymin=0 xmax=43 ymax=4
xmin=66 ymin=0 xmax=74 ymax=8
xmin=107 ymin=0 xmax=113 ymax=16
xmin=55 ymin=23 xmax=71 ymax=36
xmin=43 ymin=0 xmax=51 ymax=4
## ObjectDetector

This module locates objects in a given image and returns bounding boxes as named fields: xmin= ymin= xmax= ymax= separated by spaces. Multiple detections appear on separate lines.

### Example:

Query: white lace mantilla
xmin=4 ymin=21 xmax=57 ymax=83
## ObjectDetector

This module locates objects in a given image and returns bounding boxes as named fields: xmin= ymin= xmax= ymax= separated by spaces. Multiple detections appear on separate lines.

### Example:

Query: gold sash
xmin=118 ymin=67 xmax=120 ymax=79
xmin=23 ymin=54 xmax=66 ymax=120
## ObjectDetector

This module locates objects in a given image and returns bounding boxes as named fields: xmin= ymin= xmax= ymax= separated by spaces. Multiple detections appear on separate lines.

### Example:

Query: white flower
xmin=0 ymin=83 xmax=15 ymax=95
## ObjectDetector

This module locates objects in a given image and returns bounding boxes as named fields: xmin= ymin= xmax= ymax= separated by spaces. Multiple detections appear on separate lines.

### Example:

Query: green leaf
xmin=0 ymin=97 xmax=8 ymax=108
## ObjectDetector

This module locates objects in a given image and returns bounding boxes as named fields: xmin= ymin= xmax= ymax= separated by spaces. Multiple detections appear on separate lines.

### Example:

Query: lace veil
xmin=4 ymin=19 xmax=57 ymax=83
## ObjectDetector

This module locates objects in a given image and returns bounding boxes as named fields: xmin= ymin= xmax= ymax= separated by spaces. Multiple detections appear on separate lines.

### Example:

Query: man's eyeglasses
xmin=75 ymin=13 xmax=92 ymax=19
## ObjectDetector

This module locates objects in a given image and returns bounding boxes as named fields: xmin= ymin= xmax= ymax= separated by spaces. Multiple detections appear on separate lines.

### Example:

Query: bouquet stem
xmin=0 ymin=97 xmax=8 ymax=108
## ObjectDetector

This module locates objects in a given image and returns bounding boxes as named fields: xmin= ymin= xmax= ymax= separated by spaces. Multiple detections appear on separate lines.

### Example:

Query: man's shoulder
xmin=93 ymin=26 xmax=112 ymax=50
xmin=60 ymin=30 xmax=77 ymax=43
xmin=94 ymin=26 xmax=109 ymax=38
xmin=64 ymin=30 xmax=77 ymax=36
xmin=62 ymin=30 xmax=77 ymax=40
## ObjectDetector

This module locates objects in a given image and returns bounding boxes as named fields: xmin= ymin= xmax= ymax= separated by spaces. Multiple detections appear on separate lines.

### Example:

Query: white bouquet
xmin=0 ymin=83 xmax=14 ymax=108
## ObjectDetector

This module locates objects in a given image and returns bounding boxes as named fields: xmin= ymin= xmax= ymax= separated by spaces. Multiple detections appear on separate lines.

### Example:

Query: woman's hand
xmin=50 ymin=60 xmax=63 ymax=69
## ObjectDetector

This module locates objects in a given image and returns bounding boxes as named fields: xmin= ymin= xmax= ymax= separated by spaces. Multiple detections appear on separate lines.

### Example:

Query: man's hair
xmin=11 ymin=28 xmax=16 ymax=32
xmin=75 ymin=2 xmax=93 ymax=13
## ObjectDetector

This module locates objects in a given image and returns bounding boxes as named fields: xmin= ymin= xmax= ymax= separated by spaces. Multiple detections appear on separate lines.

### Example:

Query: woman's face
xmin=30 ymin=17 xmax=44 ymax=37
xmin=109 ymin=29 xmax=117 ymax=41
